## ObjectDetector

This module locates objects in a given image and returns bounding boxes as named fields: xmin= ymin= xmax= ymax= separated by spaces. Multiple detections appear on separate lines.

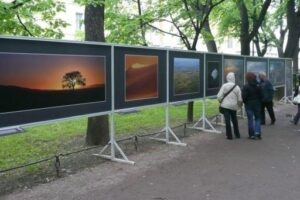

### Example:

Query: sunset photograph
xmin=125 ymin=54 xmax=158 ymax=101
xmin=173 ymin=57 xmax=200 ymax=95
xmin=0 ymin=52 xmax=106 ymax=113
xmin=224 ymin=58 xmax=244 ymax=87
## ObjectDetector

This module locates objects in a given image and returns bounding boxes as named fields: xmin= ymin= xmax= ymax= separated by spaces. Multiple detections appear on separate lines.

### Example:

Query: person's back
xmin=242 ymin=79 xmax=262 ymax=106
xmin=242 ymin=72 xmax=263 ymax=139
xmin=217 ymin=72 xmax=242 ymax=140
xmin=260 ymin=79 xmax=274 ymax=102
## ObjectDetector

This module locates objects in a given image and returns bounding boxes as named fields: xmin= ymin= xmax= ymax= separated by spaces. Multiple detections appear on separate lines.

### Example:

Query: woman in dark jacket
xmin=242 ymin=72 xmax=263 ymax=139
xmin=291 ymin=76 xmax=300 ymax=124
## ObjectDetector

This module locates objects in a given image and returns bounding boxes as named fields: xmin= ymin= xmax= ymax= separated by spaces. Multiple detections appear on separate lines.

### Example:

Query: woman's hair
xmin=245 ymin=72 xmax=256 ymax=82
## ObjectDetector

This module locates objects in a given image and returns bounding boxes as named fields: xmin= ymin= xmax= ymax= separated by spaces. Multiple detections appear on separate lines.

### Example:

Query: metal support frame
xmin=191 ymin=98 xmax=221 ymax=133
xmin=189 ymin=54 xmax=221 ymax=134
xmin=279 ymin=86 xmax=293 ymax=105
xmin=94 ymin=46 xmax=135 ymax=165
xmin=150 ymin=50 xmax=186 ymax=146
xmin=150 ymin=103 xmax=186 ymax=146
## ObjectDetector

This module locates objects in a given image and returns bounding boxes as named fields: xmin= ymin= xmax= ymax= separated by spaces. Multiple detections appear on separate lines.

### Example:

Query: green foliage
xmin=0 ymin=100 xmax=218 ymax=170
xmin=0 ymin=0 xmax=68 ymax=38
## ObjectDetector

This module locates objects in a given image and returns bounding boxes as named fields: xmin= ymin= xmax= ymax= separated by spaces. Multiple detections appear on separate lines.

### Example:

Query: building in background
xmin=61 ymin=1 xmax=297 ymax=62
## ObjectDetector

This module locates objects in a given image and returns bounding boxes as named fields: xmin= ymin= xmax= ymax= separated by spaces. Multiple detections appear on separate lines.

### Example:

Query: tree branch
xmin=146 ymin=24 xmax=181 ymax=38
xmin=16 ymin=11 xmax=34 ymax=36
xmin=250 ymin=0 xmax=271 ymax=39
xmin=181 ymin=0 xmax=197 ymax=30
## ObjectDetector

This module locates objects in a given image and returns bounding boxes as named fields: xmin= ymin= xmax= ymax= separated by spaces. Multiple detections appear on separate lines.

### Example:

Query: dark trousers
xmin=293 ymin=104 xmax=300 ymax=124
xmin=261 ymin=101 xmax=276 ymax=124
xmin=222 ymin=108 xmax=240 ymax=139
xmin=245 ymin=105 xmax=261 ymax=137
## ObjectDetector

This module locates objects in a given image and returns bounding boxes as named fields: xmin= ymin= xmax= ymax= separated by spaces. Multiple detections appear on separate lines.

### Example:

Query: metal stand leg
xmin=150 ymin=51 xmax=186 ymax=147
xmin=150 ymin=104 xmax=186 ymax=146
xmin=211 ymin=114 xmax=226 ymax=126
xmin=279 ymin=95 xmax=293 ymax=105
xmin=150 ymin=127 xmax=187 ymax=146
xmin=189 ymin=99 xmax=221 ymax=134
xmin=94 ymin=140 xmax=135 ymax=165
xmin=94 ymin=113 xmax=135 ymax=165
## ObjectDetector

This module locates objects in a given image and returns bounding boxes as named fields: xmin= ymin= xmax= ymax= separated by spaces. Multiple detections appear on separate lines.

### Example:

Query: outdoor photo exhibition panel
xmin=114 ymin=46 xmax=166 ymax=110
xmin=285 ymin=59 xmax=293 ymax=97
xmin=269 ymin=58 xmax=285 ymax=87
xmin=223 ymin=55 xmax=245 ymax=88
xmin=246 ymin=57 xmax=268 ymax=80
xmin=169 ymin=50 xmax=204 ymax=102
xmin=0 ymin=37 xmax=111 ymax=129
xmin=205 ymin=53 xmax=223 ymax=96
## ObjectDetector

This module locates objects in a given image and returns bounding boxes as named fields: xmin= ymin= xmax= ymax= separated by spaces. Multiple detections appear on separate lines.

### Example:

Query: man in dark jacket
xmin=259 ymin=72 xmax=276 ymax=125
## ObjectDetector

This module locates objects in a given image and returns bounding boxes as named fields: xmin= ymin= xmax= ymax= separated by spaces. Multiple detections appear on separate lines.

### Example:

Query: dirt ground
xmin=2 ymin=103 xmax=300 ymax=200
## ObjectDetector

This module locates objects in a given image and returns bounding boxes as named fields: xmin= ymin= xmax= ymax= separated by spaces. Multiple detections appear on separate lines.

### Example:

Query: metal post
xmin=95 ymin=45 xmax=134 ymax=165
xmin=150 ymin=50 xmax=186 ymax=146
xmin=188 ymin=53 xmax=221 ymax=133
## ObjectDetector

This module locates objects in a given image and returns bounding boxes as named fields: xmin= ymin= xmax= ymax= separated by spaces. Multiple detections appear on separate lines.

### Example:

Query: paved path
xmin=3 ymin=103 xmax=300 ymax=200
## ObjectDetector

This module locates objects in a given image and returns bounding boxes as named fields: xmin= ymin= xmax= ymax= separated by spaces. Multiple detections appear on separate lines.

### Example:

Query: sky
xmin=0 ymin=53 xmax=106 ymax=90
xmin=246 ymin=61 xmax=267 ymax=73
xmin=174 ymin=57 xmax=200 ymax=71
xmin=125 ymin=55 xmax=158 ymax=70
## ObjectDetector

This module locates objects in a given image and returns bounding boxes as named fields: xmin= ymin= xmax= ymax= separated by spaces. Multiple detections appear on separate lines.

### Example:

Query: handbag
xmin=293 ymin=94 xmax=300 ymax=104
xmin=219 ymin=84 xmax=237 ymax=114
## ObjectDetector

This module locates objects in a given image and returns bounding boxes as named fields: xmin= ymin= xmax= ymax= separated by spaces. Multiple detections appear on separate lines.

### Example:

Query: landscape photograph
xmin=173 ymin=57 xmax=200 ymax=95
xmin=0 ymin=53 xmax=106 ymax=113
xmin=269 ymin=61 xmax=285 ymax=85
xmin=125 ymin=54 xmax=158 ymax=101
xmin=246 ymin=61 xmax=267 ymax=80
xmin=207 ymin=61 xmax=221 ymax=89
xmin=224 ymin=58 xmax=244 ymax=87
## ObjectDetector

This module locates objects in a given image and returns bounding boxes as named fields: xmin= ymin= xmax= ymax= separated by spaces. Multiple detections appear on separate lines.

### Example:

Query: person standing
xmin=259 ymin=72 xmax=276 ymax=125
xmin=291 ymin=76 xmax=300 ymax=124
xmin=217 ymin=72 xmax=243 ymax=140
xmin=242 ymin=72 xmax=263 ymax=140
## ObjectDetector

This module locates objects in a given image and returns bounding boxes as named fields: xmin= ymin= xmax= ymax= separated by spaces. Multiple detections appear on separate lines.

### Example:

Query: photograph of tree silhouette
xmin=224 ymin=58 xmax=244 ymax=87
xmin=269 ymin=61 xmax=285 ymax=85
xmin=62 ymin=71 xmax=86 ymax=90
xmin=0 ymin=53 xmax=106 ymax=113
xmin=173 ymin=57 xmax=200 ymax=95
xmin=125 ymin=55 xmax=158 ymax=101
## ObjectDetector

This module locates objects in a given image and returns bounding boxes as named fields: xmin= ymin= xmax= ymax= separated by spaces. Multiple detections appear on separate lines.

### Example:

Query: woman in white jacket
xmin=217 ymin=72 xmax=243 ymax=140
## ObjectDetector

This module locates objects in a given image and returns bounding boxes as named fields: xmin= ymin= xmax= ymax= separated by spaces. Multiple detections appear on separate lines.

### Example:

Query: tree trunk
xmin=187 ymin=102 xmax=194 ymax=122
xmin=84 ymin=3 xmax=109 ymax=146
xmin=202 ymin=20 xmax=218 ymax=52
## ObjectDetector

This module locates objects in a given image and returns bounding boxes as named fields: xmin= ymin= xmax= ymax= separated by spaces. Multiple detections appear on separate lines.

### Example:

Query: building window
xmin=227 ymin=38 xmax=233 ymax=49
xmin=75 ymin=12 xmax=84 ymax=31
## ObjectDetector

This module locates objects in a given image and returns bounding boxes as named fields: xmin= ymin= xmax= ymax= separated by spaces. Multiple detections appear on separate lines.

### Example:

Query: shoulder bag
xmin=219 ymin=84 xmax=237 ymax=114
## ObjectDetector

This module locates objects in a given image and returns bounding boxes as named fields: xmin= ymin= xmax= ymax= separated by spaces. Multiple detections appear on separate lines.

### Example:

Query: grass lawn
xmin=0 ymin=99 xmax=218 ymax=171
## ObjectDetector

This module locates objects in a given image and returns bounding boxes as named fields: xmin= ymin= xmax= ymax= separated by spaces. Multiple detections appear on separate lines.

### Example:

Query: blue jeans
xmin=245 ymin=105 xmax=261 ymax=137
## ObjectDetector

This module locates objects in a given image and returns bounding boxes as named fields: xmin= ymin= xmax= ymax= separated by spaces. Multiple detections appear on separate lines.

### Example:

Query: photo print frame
xmin=0 ymin=37 xmax=111 ymax=128
xmin=223 ymin=55 xmax=245 ymax=88
xmin=114 ymin=46 xmax=166 ymax=109
xmin=206 ymin=53 xmax=222 ymax=96
xmin=246 ymin=57 xmax=267 ymax=82
xmin=169 ymin=50 xmax=204 ymax=102
xmin=285 ymin=59 xmax=293 ymax=97
xmin=269 ymin=59 xmax=285 ymax=86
